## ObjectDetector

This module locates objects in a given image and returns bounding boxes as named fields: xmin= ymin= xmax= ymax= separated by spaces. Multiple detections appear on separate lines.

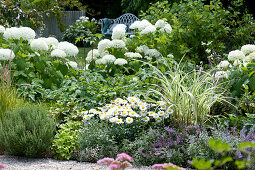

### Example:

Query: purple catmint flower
xmin=235 ymin=150 xmax=243 ymax=159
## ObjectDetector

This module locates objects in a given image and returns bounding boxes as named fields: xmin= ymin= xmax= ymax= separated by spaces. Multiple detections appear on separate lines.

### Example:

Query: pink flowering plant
xmin=97 ymin=153 xmax=133 ymax=170
xmin=152 ymin=162 xmax=185 ymax=170
xmin=0 ymin=163 xmax=6 ymax=169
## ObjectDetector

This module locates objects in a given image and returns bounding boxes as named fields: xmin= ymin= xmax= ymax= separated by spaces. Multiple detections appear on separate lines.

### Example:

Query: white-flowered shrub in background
xmin=3 ymin=27 xmax=35 ymax=41
xmin=0 ymin=49 xmax=15 ymax=60
xmin=81 ymin=96 xmax=174 ymax=124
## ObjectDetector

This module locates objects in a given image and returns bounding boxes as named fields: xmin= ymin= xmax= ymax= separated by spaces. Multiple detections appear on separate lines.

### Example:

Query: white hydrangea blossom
xmin=111 ymin=24 xmax=126 ymax=40
xmin=30 ymin=39 xmax=49 ymax=51
xmin=136 ymin=45 xmax=149 ymax=54
xmin=217 ymin=60 xmax=231 ymax=68
xmin=114 ymin=58 xmax=128 ymax=65
xmin=95 ymin=58 xmax=107 ymax=65
xmin=138 ymin=20 xmax=152 ymax=31
xmin=124 ymin=52 xmax=142 ymax=58
xmin=215 ymin=71 xmax=228 ymax=79
xmin=44 ymin=37 xmax=59 ymax=49
xmin=67 ymin=61 xmax=78 ymax=69
xmin=129 ymin=21 xmax=141 ymax=30
xmin=155 ymin=19 xmax=165 ymax=28
xmin=98 ymin=39 xmax=111 ymax=54
xmin=102 ymin=55 xmax=116 ymax=64
xmin=247 ymin=52 xmax=255 ymax=61
xmin=57 ymin=41 xmax=79 ymax=57
xmin=3 ymin=27 xmax=35 ymax=41
xmin=86 ymin=49 xmax=100 ymax=62
xmin=0 ymin=49 xmax=15 ymax=60
xmin=145 ymin=49 xmax=161 ymax=58
xmin=140 ymin=25 xmax=156 ymax=35
xmin=159 ymin=24 xmax=172 ymax=34
xmin=51 ymin=49 xmax=67 ymax=58
xmin=228 ymin=50 xmax=245 ymax=61
xmin=109 ymin=39 xmax=126 ymax=49
xmin=0 ymin=25 xmax=5 ymax=33
xmin=241 ymin=44 xmax=255 ymax=55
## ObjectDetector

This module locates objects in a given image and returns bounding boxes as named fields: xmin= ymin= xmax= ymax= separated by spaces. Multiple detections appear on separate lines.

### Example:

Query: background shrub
xmin=0 ymin=104 xmax=56 ymax=157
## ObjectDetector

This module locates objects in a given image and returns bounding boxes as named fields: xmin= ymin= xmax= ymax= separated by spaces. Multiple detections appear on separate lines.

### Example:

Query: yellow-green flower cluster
xmin=82 ymin=97 xmax=174 ymax=124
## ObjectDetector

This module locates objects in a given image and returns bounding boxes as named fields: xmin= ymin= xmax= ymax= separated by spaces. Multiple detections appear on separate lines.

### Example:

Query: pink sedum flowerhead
xmin=97 ymin=157 xmax=114 ymax=166
xmin=109 ymin=164 xmax=120 ymax=169
xmin=152 ymin=164 xmax=166 ymax=169
xmin=0 ymin=163 xmax=6 ymax=169
xmin=116 ymin=153 xmax=134 ymax=162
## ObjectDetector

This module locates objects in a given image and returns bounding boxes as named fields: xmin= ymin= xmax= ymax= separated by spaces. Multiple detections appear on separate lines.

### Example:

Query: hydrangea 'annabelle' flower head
xmin=51 ymin=49 xmax=67 ymax=58
xmin=155 ymin=19 xmax=165 ymax=28
xmin=124 ymin=52 xmax=142 ymax=58
xmin=58 ymin=41 xmax=79 ymax=57
xmin=44 ymin=37 xmax=59 ymax=49
xmin=30 ymin=39 xmax=49 ymax=51
xmin=112 ymin=24 xmax=126 ymax=40
xmin=217 ymin=60 xmax=231 ymax=68
xmin=0 ymin=49 xmax=15 ymax=60
xmin=4 ymin=27 xmax=35 ymax=41
xmin=140 ymin=25 xmax=156 ymax=35
xmin=86 ymin=49 xmax=100 ymax=62
xmin=241 ymin=44 xmax=255 ymax=55
xmin=228 ymin=50 xmax=245 ymax=61
xmin=98 ymin=39 xmax=111 ymax=54
xmin=67 ymin=61 xmax=78 ymax=69
xmin=114 ymin=58 xmax=127 ymax=65
xmin=109 ymin=39 xmax=126 ymax=49
xmin=102 ymin=55 xmax=116 ymax=64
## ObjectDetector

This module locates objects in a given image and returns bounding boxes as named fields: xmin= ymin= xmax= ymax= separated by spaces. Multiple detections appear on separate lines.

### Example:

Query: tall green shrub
xmin=0 ymin=104 xmax=56 ymax=157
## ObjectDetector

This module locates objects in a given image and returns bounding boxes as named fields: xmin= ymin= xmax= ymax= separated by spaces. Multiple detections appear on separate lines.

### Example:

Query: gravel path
xmin=0 ymin=155 xmax=153 ymax=170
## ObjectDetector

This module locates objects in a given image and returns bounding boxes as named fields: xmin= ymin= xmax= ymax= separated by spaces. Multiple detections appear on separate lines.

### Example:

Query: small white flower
xmin=144 ymin=116 xmax=150 ymax=122
xmin=114 ymin=58 xmax=128 ymax=65
xmin=139 ymin=105 xmax=147 ymax=111
xmin=116 ymin=118 xmax=124 ymax=124
xmin=109 ymin=117 xmax=118 ymax=123
xmin=156 ymin=117 xmax=162 ymax=122
xmin=30 ymin=39 xmax=49 ymax=51
xmin=153 ymin=113 xmax=159 ymax=119
xmin=122 ymin=111 xmax=129 ymax=117
xmin=214 ymin=71 xmax=228 ymax=79
xmin=205 ymin=49 xmax=211 ymax=54
xmin=125 ymin=117 xmax=133 ymax=124
xmin=166 ymin=108 xmax=174 ymax=114
xmin=167 ymin=54 xmax=174 ymax=58
xmin=158 ymin=111 xmax=165 ymax=116
xmin=228 ymin=50 xmax=245 ymax=61
xmin=145 ymin=49 xmax=161 ymax=58
xmin=51 ymin=49 xmax=67 ymax=58
xmin=148 ymin=111 xmax=155 ymax=117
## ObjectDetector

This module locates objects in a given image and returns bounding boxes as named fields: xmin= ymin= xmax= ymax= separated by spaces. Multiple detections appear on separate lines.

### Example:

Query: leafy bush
xmin=51 ymin=120 xmax=83 ymax=160
xmin=78 ymin=119 xmax=118 ymax=162
xmin=0 ymin=104 xmax=56 ymax=157
xmin=140 ymin=0 xmax=255 ymax=63
xmin=63 ymin=16 xmax=99 ymax=46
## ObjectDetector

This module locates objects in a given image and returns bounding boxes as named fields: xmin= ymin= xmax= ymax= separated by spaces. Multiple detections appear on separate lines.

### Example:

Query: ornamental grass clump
xmin=149 ymin=62 xmax=227 ymax=126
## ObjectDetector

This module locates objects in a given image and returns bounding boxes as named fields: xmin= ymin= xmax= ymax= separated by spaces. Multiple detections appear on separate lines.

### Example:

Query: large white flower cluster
xmin=57 ymin=41 xmax=79 ymax=57
xmin=145 ymin=49 xmax=161 ymax=58
xmin=130 ymin=19 xmax=172 ymax=35
xmin=0 ymin=25 xmax=5 ymax=33
xmin=30 ymin=39 xmax=49 ymax=51
xmin=51 ymin=49 xmax=67 ymax=58
xmin=124 ymin=52 xmax=142 ymax=58
xmin=3 ymin=27 xmax=35 ymax=41
xmin=102 ymin=55 xmax=116 ymax=64
xmin=136 ymin=45 xmax=149 ymax=54
xmin=241 ymin=44 xmax=255 ymax=55
xmin=0 ymin=49 xmax=15 ymax=60
xmin=86 ymin=49 xmax=100 ymax=62
xmin=228 ymin=50 xmax=245 ymax=61
xmin=217 ymin=60 xmax=231 ymax=68
xmin=114 ymin=58 xmax=128 ymax=65
xmin=67 ymin=61 xmax=78 ymax=69
xmin=112 ymin=24 xmax=126 ymax=40
xmin=98 ymin=39 xmax=111 ymax=54
xmin=81 ymin=96 xmax=174 ymax=124
xmin=43 ymin=37 xmax=59 ymax=49
xmin=109 ymin=39 xmax=126 ymax=49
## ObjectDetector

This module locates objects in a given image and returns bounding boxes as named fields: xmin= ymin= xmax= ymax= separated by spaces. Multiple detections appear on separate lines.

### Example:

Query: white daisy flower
xmin=144 ymin=116 xmax=150 ymax=122
xmin=126 ymin=117 xmax=133 ymax=124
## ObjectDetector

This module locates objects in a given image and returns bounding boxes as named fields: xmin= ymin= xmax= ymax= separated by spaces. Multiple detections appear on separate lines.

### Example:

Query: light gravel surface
xmin=0 ymin=155 xmax=153 ymax=170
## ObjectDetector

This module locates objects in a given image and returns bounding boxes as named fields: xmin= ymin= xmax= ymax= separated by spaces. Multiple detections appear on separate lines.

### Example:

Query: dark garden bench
xmin=99 ymin=13 xmax=140 ymax=36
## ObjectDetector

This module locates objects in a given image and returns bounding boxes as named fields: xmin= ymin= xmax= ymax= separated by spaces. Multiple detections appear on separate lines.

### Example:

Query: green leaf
xmin=208 ymin=139 xmax=231 ymax=153
xmin=192 ymin=158 xmax=213 ymax=170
